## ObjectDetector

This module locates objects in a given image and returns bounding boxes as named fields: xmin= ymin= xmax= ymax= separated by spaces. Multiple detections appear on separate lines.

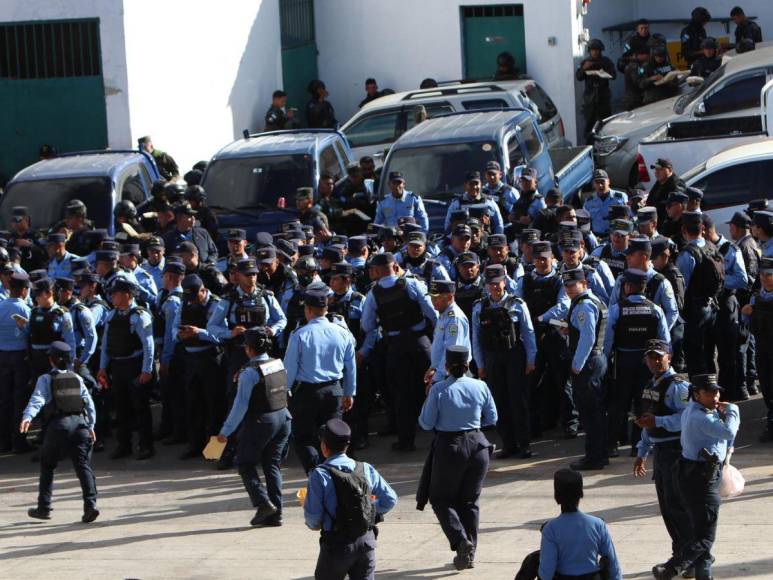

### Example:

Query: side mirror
xmin=695 ymin=101 xmax=707 ymax=117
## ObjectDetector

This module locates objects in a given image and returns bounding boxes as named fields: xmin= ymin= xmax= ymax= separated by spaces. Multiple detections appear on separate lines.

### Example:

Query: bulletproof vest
xmin=568 ymin=293 xmax=607 ymax=354
xmin=512 ymin=190 xmax=540 ymax=217
xmin=154 ymin=289 xmax=182 ymax=339
xmin=51 ymin=371 xmax=85 ymax=415
xmin=29 ymin=306 xmax=64 ymax=346
xmin=478 ymin=297 xmax=521 ymax=351
xmin=328 ymin=292 xmax=364 ymax=341
xmin=614 ymin=297 xmax=659 ymax=350
xmin=644 ymin=273 xmax=665 ymax=302
xmin=319 ymin=462 xmax=376 ymax=542
xmin=456 ymin=194 xmax=481 ymax=208
xmin=180 ymin=294 xmax=219 ymax=347
xmin=373 ymin=277 xmax=424 ymax=332
xmin=502 ymin=255 xmax=520 ymax=278
xmin=751 ymin=296 xmax=773 ymax=336
xmin=227 ymin=287 xmax=268 ymax=328
xmin=659 ymin=265 xmax=686 ymax=312
xmin=600 ymin=244 xmax=626 ymax=279
xmin=406 ymin=254 xmax=435 ymax=282
xmin=285 ymin=288 xmax=306 ymax=333
xmin=455 ymin=276 xmax=484 ymax=320
xmin=106 ymin=307 xmax=145 ymax=357
xmin=522 ymin=271 xmax=562 ymax=321
xmin=259 ymin=263 xmax=295 ymax=295
xmin=245 ymin=358 xmax=288 ymax=415
xmin=641 ymin=374 xmax=681 ymax=439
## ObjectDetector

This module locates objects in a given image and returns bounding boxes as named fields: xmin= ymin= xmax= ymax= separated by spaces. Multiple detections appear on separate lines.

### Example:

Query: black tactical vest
xmin=226 ymin=287 xmax=268 ymax=328
xmin=29 ymin=306 xmax=64 ymax=346
xmin=478 ymin=297 xmax=521 ymax=351
xmin=568 ymin=293 xmax=607 ymax=354
xmin=245 ymin=358 xmax=288 ymax=415
xmin=522 ymin=271 xmax=562 ymax=322
xmin=51 ymin=371 xmax=85 ymax=415
xmin=107 ymin=307 xmax=145 ymax=357
xmin=615 ymin=297 xmax=659 ymax=350
xmin=641 ymin=374 xmax=682 ymax=439
xmin=180 ymin=294 xmax=219 ymax=347
xmin=328 ymin=292 xmax=364 ymax=341
xmin=455 ymin=277 xmax=484 ymax=320
xmin=373 ymin=277 xmax=424 ymax=332
xmin=285 ymin=288 xmax=306 ymax=334
xmin=600 ymin=244 xmax=626 ymax=279
xmin=751 ymin=296 xmax=773 ymax=336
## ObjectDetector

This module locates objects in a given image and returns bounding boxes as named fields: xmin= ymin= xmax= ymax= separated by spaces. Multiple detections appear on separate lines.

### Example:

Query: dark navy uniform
xmin=744 ymin=277 xmax=773 ymax=440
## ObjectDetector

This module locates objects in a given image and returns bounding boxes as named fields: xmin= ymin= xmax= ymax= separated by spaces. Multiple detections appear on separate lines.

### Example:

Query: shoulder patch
xmin=577 ymin=311 xmax=586 ymax=325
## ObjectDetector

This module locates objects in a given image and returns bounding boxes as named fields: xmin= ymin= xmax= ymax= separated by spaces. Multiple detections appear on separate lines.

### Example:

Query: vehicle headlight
xmin=594 ymin=136 xmax=627 ymax=157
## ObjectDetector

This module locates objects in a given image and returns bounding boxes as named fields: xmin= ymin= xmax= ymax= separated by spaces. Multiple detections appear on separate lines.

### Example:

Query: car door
xmin=694 ymin=69 xmax=768 ymax=120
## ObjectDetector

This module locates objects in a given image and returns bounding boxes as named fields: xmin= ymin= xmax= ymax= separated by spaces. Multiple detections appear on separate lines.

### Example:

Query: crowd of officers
xmin=1 ymin=149 xmax=767 ymax=578
xmin=576 ymin=5 xmax=763 ymax=141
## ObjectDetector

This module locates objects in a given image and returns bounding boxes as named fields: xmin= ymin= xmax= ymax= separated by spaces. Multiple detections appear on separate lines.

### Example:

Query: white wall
xmin=315 ymin=0 xmax=584 ymax=144
xmin=0 ymin=0 xmax=132 ymax=150
xmin=122 ymin=0 xmax=282 ymax=174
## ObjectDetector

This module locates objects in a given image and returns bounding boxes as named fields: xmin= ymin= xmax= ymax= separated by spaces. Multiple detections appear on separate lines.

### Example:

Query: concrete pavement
xmin=1 ymin=397 xmax=772 ymax=579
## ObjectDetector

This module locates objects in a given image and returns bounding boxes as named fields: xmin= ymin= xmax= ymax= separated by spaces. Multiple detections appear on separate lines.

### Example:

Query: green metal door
xmin=279 ymin=0 xmax=318 ymax=127
xmin=0 ymin=19 xmax=108 ymax=184
xmin=462 ymin=5 xmax=526 ymax=80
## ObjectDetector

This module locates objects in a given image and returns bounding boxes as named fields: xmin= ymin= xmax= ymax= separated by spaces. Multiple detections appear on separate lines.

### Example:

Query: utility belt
xmin=436 ymin=428 xmax=480 ymax=437
xmin=296 ymin=378 xmax=342 ymax=389
xmin=654 ymin=439 xmax=681 ymax=450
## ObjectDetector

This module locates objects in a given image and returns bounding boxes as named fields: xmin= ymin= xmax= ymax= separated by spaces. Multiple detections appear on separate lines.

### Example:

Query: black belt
xmin=297 ymin=378 xmax=341 ymax=389
xmin=654 ymin=439 xmax=681 ymax=449
xmin=437 ymin=428 xmax=480 ymax=436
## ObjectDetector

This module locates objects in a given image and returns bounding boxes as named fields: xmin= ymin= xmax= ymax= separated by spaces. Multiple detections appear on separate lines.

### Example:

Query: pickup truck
xmin=638 ymin=79 xmax=773 ymax=178
xmin=201 ymin=129 xmax=354 ymax=239
xmin=0 ymin=150 xmax=158 ymax=234
xmin=593 ymin=45 xmax=773 ymax=187
xmin=376 ymin=109 xmax=593 ymax=232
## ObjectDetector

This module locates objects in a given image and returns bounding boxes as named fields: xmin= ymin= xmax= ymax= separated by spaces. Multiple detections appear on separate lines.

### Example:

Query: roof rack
xmin=240 ymin=128 xmax=346 ymax=140
xmin=431 ymin=106 xmax=532 ymax=119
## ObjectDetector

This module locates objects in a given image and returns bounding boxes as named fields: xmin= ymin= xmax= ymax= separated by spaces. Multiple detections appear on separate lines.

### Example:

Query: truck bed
xmin=549 ymin=145 xmax=594 ymax=198
xmin=662 ymin=115 xmax=763 ymax=141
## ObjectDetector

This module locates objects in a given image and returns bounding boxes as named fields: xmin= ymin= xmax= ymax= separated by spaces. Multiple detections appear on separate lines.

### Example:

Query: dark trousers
xmin=572 ymin=353 xmax=607 ymax=464
xmin=290 ymin=383 xmax=342 ymax=473
xmin=670 ymin=319 xmax=686 ymax=373
xmin=429 ymin=430 xmax=491 ymax=551
xmin=159 ymin=348 xmax=185 ymax=440
xmin=110 ymin=356 xmax=153 ymax=450
xmin=0 ymin=350 xmax=30 ymax=450
xmin=183 ymin=349 xmax=224 ymax=452
xmin=38 ymin=416 xmax=97 ymax=511
xmin=583 ymin=101 xmax=611 ymax=144
xmin=220 ymin=347 xmax=250 ymax=464
xmin=368 ymin=339 xmax=393 ymax=430
xmin=236 ymin=408 xmax=291 ymax=511
xmin=653 ymin=443 xmax=692 ymax=558
xmin=29 ymin=348 xmax=51 ymax=382
xmin=608 ymin=350 xmax=648 ymax=447
xmin=673 ymin=459 xmax=722 ymax=578
xmin=531 ymin=329 xmax=574 ymax=433
xmin=684 ymin=304 xmax=717 ymax=377
xmin=707 ymin=293 xmax=741 ymax=398
xmin=385 ymin=332 xmax=431 ymax=447
xmin=754 ymin=332 xmax=773 ymax=435
xmin=485 ymin=346 xmax=529 ymax=451
xmin=344 ymin=363 xmax=372 ymax=443
xmin=314 ymin=529 xmax=377 ymax=580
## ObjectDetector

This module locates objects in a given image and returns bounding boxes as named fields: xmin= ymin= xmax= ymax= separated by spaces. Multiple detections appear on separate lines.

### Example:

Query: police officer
xmin=485 ymin=233 xmax=523 ymax=279
xmin=399 ymin=231 xmax=450 ymax=282
xmin=94 ymin=249 xmax=140 ymax=304
xmin=284 ymin=288 xmax=357 ymax=472
xmin=473 ymin=265 xmax=536 ymax=458
xmin=576 ymin=39 xmax=617 ymax=143
xmin=264 ymin=89 xmax=295 ymax=131
xmin=618 ymin=18 xmax=651 ymax=73
xmin=690 ymin=38 xmax=722 ymax=79
xmin=155 ymin=260 xmax=185 ymax=443
xmin=374 ymin=172 xmax=429 ymax=231
xmin=437 ymin=225 xmax=472 ymax=281
xmin=9 ymin=206 xmax=47 ymax=272
xmin=444 ymin=171 xmax=504 ymax=235
xmin=138 ymin=136 xmax=179 ymax=181
xmin=303 ymin=418 xmax=398 ymax=580
xmin=637 ymin=207 xmax=661 ymax=240
xmin=24 ymin=278 xmax=76 ymax=380
xmin=425 ymin=280 xmax=470 ymax=387
xmin=97 ymin=279 xmax=155 ymax=460
xmin=604 ymin=269 xmax=670 ymax=457
xmin=584 ymin=170 xmax=628 ymax=236
xmin=731 ymin=6 xmax=763 ymax=50
xmin=295 ymin=187 xmax=330 ymax=230
xmin=184 ymin=185 xmax=219 ymax=243
xmin=652 ymin=374 xmax=740 ymax=580
xmin=142 ymin=236 xmax=166 ymax=290
xmin=46 ymin=233 xmax=80 ymax=279
xmin=281 ymin=256 xmax=323 ymax=336
xmin=453 ymin=252 xmax=486 ymax=321
xmin=558 ymin=230 xmax=611 ymax=303
xmin=257 ymin=245 xmax=299 ymax=299
xmin=564 ymin=268 xmax=609 ymax=471
xmin=119 ymin=243 xmax=158 ymax=306
xmin=177 ymin=241 xmax=228 ymax=296
xmin=361 ymin=253 xmax=437 ymax=452
xmin=622 ymin=45 xmax=654 ymax=111
xmin=218 ymin=229 xmax=249 ymax=273
xmin=681 ymin=7 xmax=712 ymax=66
xmin=592 ymin=219 xmax=632 ymax=279
xmin=162 ymin=202 xmax=218 ymax=265
xmin=217 ymin=327 xmax=291 ymax=526
xmin=21 ymin=341 xmax=99 ymax=523
xmin=54 ymin=278 xmax=98 ymax=387
xmin=418 ymin=346 xmax=497 ymax=570
xmin=633 ymin=339 xmax=691 ymax=574
xmin=174 ymin=274 xmax=223 ymax=459
xmin=751 ymin=210 xmax=773 ymax=257
xmin=0 ymin=272 xmax=32 ymax=453
xmin=482 ymin=160 xmax=519 ymax=216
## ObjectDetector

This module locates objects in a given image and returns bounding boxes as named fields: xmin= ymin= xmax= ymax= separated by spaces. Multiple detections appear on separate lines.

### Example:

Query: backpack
xmin=320 ymin=462 xmax=376 ymax=541
xmin=684 ymin=241 xmax=725 ymax=302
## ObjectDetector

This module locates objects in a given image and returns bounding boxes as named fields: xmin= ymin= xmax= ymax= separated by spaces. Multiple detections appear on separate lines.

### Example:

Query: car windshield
xmin=674 ymin=64 xmax=726 ymax=114
xmin=380 ymin=141 xmax=498 ymax=199
xmin=203 ymin=155 xmax=313 ymax=208
xmin=0 ymin=177 xmax=112 ymax=229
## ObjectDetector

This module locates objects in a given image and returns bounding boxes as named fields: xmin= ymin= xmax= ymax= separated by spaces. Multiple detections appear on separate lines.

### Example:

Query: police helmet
xmin=587 ymin=39 xmax=605 ymax=51
xmin=692 ymin=7 xmax=711 ymax=22
xmin=701 ymin=37 xmax=718 ymax=50
xmin=244 ymin=327 xmax=272 ymax=354
xmin=113 ymin=200 xmax=137 ymax=219
xmin=184 ymin=185 xmax=206 ymax=201
xmin=150 ymin=180 xmax=168 ymax=199
xmin=496 ymin=51 xmax=516 ymax=68
xmin=165 ymin=182 xmax=186 ymax=203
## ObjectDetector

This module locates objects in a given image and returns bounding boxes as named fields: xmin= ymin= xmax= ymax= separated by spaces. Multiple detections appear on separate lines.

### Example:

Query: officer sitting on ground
xmin=21 ymin=341 xmax=99 ymax=523
xmin=304 ymin=418 xmax=398 ymax=580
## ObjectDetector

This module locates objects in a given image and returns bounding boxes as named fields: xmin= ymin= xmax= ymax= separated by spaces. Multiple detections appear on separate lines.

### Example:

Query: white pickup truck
xmin=638 ymin=79 xmax=773 ymax=179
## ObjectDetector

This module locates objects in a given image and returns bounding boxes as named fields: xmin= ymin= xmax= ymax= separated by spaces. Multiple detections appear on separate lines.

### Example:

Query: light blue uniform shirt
xmin=637 ymin=368 xmax=690 ymax=458
xmin=483 ymin=180 xmax=519 ymax=213
xmin=444 ymin=195 xmax=504 ymax=234
xmin=397 ymin=255 xmax=451 ymax=282
xmin=170 ymin=291 xmax=221 ymax=355
xmin=84 ymin=297 xmax=109 ymax=330
xmin=569 ymin=290 xmax=603 ymax=371
xmin=0 ymin=297 xmax=32 ymax=351
xmin=47 ymin=251 xmax=81 ymax=279
xmin=304 ymin=453 xmax=398 ymax=531
xmin=22 ymin=369 xmax=96 ymax=430
xmin=156 ymin=289 xmax=183 ymax=364
xmin=472 ymin=294 xmax=537 ymax=369
xmin=676 ymin=238 xmax=706 ymax=288
xmin=67 ymin=302 xmax=98 ymax=364
xmin=609 ymin=266 xmax=679 ymax=330
xmin=129 ymin=265 xmax=158 ymax=306
xmin=217 ymin=252 xmax=248 ymax=273
xmin=681 ymin=400 xmax=740 ymax=463
xmin=762 ymin=238 xmax=773 ymax=258
xmin=586 ymin=256 xmax=615 ymax=297
xmin=208 ymin=286 xmax=287 ymax=341
xmin=583 ymin=190 xmax=628 ymax=235
xmin=431 ymin=302 xmax=471 ymax=383
xmin=539 ymin=511 xmax=622 ymax=580
xmin=374 ymin=191 xmax=429 ymax=231
xmin=716 ymin=236 xmax=748 ymax=291
xmin=436 ymin=247 xmax=462 ymax=281
xmin=603 ymin=294 xmax=670 ymax=357
xmin=361 ymin=275 xmax=438 ymax=337
xmin=419 ymin=375 xmax=498 ymax=432
xmin=141 ymin=258 xmax=165 ymax=292
xmin=284 ymin=316 xmax=357 ymax=397
xmin=99 ymin=302 xmax=155 ymax=374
